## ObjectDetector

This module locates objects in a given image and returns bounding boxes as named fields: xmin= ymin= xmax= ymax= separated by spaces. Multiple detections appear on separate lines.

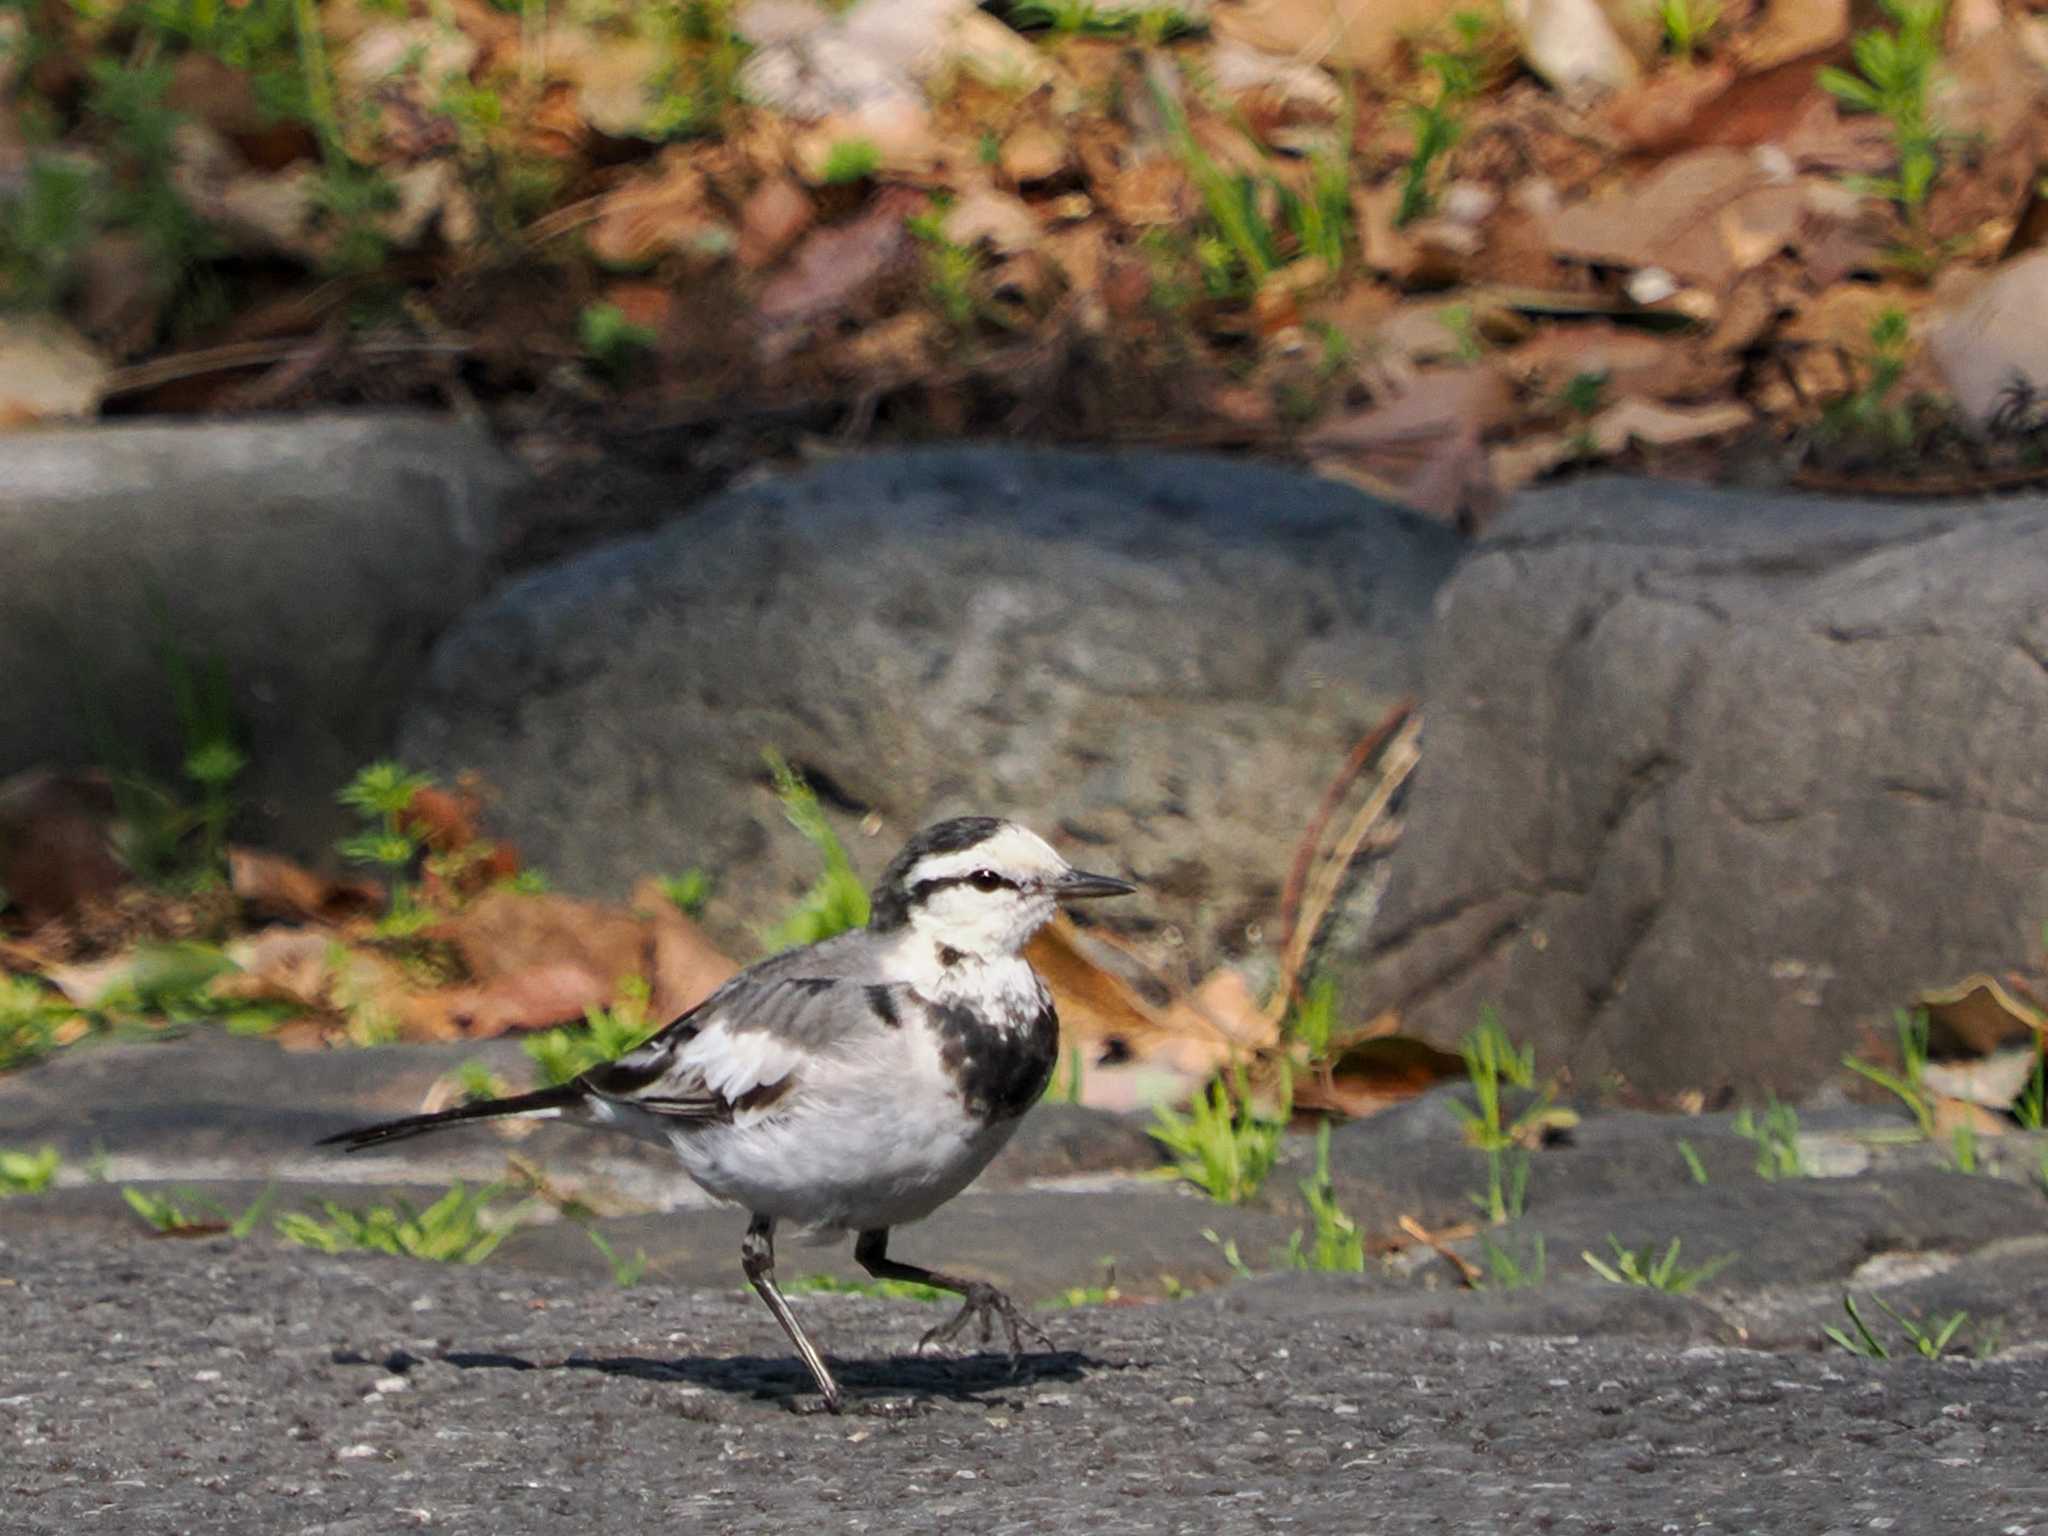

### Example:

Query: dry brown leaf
xmin=1097 ymin=154 xmax=1194 ymax=229
xmin=757 ymin=189 xmax=922 ymax=338
xmin=0 ymin=769 xmax=125 ymax=928
xmin=411 ymin=961 xmax=615 ymax=1040
xmin=1309 ymin=367 xmax=1515 ymax=527
xmin=793 ymin=98 xmax=945 ymax=181
xmin=587 ymin=149 xmax=731 ymax=269
xmin=737 ymin=176 xmax=817 ymax=269
xmin=1925 ymin=1050 xmax=2035 ymax=1117
xmin=1547 ymin=149 xmax=1777 ymax=287
xmin=1737 ymin=0 xmax=1848 ymax=71
xmin=1919 ymin=972 xmax=2048 ymax=1055
xmin=426 ymin=887 xmax=649 ymax=994
xmin=1308 ymin=365 xmax=1516 ymax=450
xmin=1585 ymin=396 xmax=1752 ymax=451
xmin=1506 ymin=0 xmax=1643 ymax=95
xmin=942 ymin=186 xmax=1041 ymax=255
xmin=1600 ymin=61 xmax=1737 ymax=154
xmin=1024 ymin=916 xmax=1274 ymax=1112
xmin=217 ymin=927 xmax=337 ymax=1011
xmin=1488 ymin=431 xmax=1578 ymax=493
xmin=1212 ymin=0 xmax=1478 ymax=77
xmin=631 ymin=876 xmax=740 ymax=1022
xmin=1499 ymin=322 xmax=1739 ymax=403
xmin=1000 ymin=123 xmax=1068 ymax=185
xmin=0 ymin=313 xmax=111 ymax=423
xmin=1295 ymin=1032 xmax=1465 ymax=1118
xmin=227 ymin=847 xmax=383 ymax=926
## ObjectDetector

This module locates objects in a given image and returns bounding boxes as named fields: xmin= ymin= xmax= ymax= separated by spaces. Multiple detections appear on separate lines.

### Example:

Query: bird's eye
xmin=967 ymin=869 xmax=1008 ymax=892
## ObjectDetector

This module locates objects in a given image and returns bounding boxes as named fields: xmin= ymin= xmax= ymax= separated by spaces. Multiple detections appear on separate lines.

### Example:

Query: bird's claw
xmin=917 ymin=1282 xmax=1053 ymax=1364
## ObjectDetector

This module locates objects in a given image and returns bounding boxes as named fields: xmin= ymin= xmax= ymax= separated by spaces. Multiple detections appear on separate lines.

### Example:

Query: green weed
xmin=526 ymin=976 xmax=659 ymax=1086
xmin=1818 ymin=307 xmax=1918 ymax=455
xmin=2014 ymin=1031 xmax=2046 ymax=1130
xmin=1203 ymin=1227 xmax=1255 ymax=1279
xmin=123 ymin=1182 xmax=276 ymax=1237
xmin=759 ymin=752 xmax=869 ymax=951
xmin=1950 ymin=1118 xmax=1979 ymax=1174
xmin=788 ymin=1272 xmax=949 ymax=1303
xmin=583 ymin=1227 xmax=650 ymax=1288
xmin=578 ymin=301 xmax=657 ymax=377
xmin=1282 ymin=1120 xmax=1365 ymax=1273
xmin=1818 ymin=0 xmax=1947 ymax=237
xmin=1437 ymin=302 xmax=1484 ymax=362
xmin=1042 ymin=1260 xmax=1123 ymax=1308
xmin=904 ymin=201 xmax=985 ymax=334
xmin=0 ymin=156 xmax=101 ymax=310
xmin=657 ymin=869 xmax=714 ymax=917
xmin=1151 ymin=1060 xmax=1291 ymax=1203
xmin=1287 ymin=976 xmax=1338 ymax=1067
xmin=1475 ymin=1231 xmax=1546 ymax=1290
xmin=337 ymin=760 xmax=437 ymax=935
xmin=0 ymin=1146 xmax=60 ymax=1196
xmin=1397 ymin=10 xmax=1492 ymax=227
xmin=1558 ymin=369 xmax=1609 ymax=458
xmin=1581 ymin=1235 xmax=1733 ymax=1294
xmin=0 ymin=976 xmax=76 ymax=1073
xmin=275 ymin=1182 xmax=524 ymax=1264
xmin=1676 ymin=1138 xmax=1709 ymax=1186
xmin=1825 ymin=1292 xmax=1968 ymax=1359
xmin=1732 ymin=1097 xmax=1807 ymax=1180
xmin=1844 ymin=1006 xmax=1936 ymax=1138
xmin=454 ymin=1060 xmax=508 ymax=1103
xmin=1454 ymin=1006 xmax=1549 ymax=1224
xmin=1656 ymin=0 xmax=1721 ymax=59
xmin=647 ymin=0 xmax=752 ymax=141
xmin=1043 ymin=1044 xmax=1087 ymax=1105
xmin=819 ymin=137 xmax=881 ymax=185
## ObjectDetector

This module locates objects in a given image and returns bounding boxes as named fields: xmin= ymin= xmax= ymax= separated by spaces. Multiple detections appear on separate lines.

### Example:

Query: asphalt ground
xmin=7 ymin=1229 xmax=2048 ymax=1536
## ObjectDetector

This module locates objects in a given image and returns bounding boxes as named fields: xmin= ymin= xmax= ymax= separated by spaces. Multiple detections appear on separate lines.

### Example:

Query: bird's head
xmin=867 ymin=816 xmax=1134 ymax=961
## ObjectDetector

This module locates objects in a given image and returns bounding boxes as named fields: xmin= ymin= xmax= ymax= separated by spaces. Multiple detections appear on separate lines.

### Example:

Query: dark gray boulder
xmin=0 ymin=413 xmax=525 ymax=857
xmin=397 ymin=446 xmax=1460 ymax=960
xmin=1338 ymin=477 xmax=2048 ymax=1099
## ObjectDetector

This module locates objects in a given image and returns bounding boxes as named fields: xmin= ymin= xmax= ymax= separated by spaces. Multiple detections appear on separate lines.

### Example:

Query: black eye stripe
xmin=911 ymin=869 xmax=1019 ymax=902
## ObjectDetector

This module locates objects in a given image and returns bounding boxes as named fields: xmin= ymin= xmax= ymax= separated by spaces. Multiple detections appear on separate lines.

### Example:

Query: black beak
xmin=1054 ymin=868 xmax=1136 ymax=901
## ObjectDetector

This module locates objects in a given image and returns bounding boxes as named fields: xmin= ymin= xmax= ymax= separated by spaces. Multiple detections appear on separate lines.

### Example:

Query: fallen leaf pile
xmin=0 ymin=749 xmax=1440 ymax=1115
xmin=5 ymin=0 xmax=2048 ymax=513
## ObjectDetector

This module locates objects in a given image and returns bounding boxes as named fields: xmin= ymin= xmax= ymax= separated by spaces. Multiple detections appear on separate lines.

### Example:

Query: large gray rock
xmin=1340 ymin=477 xmax=2048 ymax=1099
xmin=398 ymin=447 xmax=1460 ymax=959
xmin=0 ymin=414 xmax=525 ymax=856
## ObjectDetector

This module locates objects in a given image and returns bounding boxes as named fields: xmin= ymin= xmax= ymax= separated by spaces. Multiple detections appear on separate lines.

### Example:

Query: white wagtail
xmin=320 ymin=816 xmax=1134 ymax=1411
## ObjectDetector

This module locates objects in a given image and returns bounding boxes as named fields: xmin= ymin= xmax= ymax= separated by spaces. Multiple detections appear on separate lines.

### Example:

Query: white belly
xmin=599 ymin=1019 xmax=1027 ymax=1234
xmin=673 ymin=1090 xmax=1021 ymax=1233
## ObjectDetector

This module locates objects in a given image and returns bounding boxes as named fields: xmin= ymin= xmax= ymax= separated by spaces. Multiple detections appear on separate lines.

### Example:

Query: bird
xmin=318 ymin=815 xmax=1135 ymax=1412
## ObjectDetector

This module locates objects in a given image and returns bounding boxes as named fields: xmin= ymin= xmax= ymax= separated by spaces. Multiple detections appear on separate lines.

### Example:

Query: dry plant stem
xmin=1277 ymin=715 xmax=1424 ymax=1014
xmin=1277 ymin=698 xmax=1418 ymax=975
xmin=1398 ymin=1212 xmax=1483 ymax=1287
xmin=102 ymin=339 xmax=476 ymax=400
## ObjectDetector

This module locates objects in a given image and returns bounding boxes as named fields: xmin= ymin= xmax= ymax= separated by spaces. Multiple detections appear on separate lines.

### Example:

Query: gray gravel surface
xmin=9 ymin=1231 xmax=2048 ymax=1535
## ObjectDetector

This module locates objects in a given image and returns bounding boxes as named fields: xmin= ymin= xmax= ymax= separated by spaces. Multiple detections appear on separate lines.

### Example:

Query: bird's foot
xmin=918 ymin=1282 xmax=1053 ymax=1363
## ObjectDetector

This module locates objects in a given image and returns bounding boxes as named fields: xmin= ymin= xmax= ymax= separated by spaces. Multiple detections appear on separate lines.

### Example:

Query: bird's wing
xmin=578 ymin=964 xmax=891 ymax=1122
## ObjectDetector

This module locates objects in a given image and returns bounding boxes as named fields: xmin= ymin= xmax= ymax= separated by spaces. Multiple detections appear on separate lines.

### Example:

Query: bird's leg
xmin=854 ymin=1228 xmax=1052 ymax=1363
xmin=741 ymin=1212 xmax=842 ymax=1412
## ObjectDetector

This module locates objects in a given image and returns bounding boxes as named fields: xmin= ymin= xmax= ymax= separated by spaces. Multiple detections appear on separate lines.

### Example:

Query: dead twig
xmin=1397 ymin=1213 xmax=1483 ymax=1288
xmin=1273 ymin=703 xmax=1421 ymax=1022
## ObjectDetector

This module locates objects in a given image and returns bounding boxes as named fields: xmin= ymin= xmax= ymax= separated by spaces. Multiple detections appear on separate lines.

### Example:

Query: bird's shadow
xmin=348 ymin=1344 xmax=1097 ymax=1413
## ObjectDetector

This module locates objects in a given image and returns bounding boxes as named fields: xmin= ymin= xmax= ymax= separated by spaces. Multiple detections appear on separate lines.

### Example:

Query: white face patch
xmin=900 ymin=823 xmax=1069 ymax=962
xmin=905 ymin=824 xmax=1068 ymax=892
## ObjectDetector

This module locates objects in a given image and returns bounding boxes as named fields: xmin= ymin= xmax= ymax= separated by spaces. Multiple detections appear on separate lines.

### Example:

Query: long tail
xmin=317 ymin=1084 xmax=584 ymax=1153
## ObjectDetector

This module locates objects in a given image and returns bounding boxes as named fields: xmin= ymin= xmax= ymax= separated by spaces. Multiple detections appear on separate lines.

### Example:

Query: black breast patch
xmin=931 ymin=999 xmax=1059 ymax=1122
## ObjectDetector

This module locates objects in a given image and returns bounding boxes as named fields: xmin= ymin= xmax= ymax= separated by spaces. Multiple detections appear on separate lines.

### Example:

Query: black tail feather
xmin=316 ymin=1084 xmax=583 ymax=1153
